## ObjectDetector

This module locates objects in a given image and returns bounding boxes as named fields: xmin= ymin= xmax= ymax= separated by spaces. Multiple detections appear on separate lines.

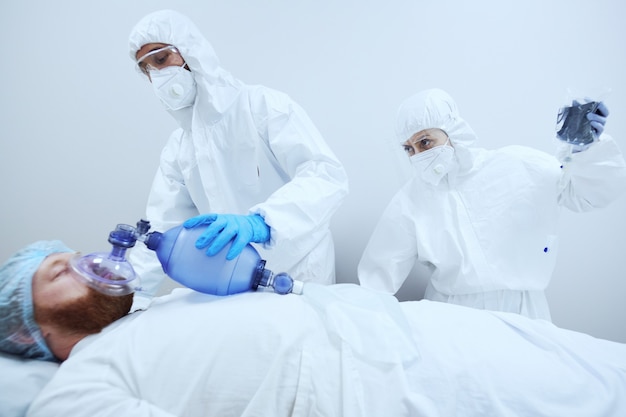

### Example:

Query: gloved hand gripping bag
xmin=556 ymin=101 xmax=599 ymax=146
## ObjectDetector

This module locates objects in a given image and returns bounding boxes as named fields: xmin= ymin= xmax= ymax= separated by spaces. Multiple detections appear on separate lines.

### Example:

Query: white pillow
xmin=0 ymin=352 xmax=59 ymax=417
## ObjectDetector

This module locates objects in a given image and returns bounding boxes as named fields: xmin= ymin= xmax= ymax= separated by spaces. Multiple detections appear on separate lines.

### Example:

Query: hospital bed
xmin=1 ymin=352 xmax=58 ymax=417
xmin=3 ymin=285 xmax=626 ymax=417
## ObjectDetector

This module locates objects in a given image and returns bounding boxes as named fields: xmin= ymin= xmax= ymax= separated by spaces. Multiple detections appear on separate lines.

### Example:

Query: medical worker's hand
xmin=586 ymin=101 xmax=609 ymax=136
xmin=183 ymin=213 xmax=271 ymax=260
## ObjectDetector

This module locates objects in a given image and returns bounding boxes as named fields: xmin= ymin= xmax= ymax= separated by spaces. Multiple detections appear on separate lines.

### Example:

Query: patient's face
xmin=32 ymin=253 xmax=87 ymax=308
xmin=32 ymin=253 xmax=133 ymax=334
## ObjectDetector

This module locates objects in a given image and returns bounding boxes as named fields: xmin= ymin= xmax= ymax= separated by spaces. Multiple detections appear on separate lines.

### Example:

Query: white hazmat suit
xmin=358 ymin=89 xmax=626 ymax=320
xmin=127 ymin=10 xmax=348 ymax=299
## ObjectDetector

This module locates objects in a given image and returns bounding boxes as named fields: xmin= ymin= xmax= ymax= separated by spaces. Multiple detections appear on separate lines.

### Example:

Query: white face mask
xmin=410 ymin=141 xmax=456 ymax=185
xmin=150 ymin=65 xmax=197 ymax=111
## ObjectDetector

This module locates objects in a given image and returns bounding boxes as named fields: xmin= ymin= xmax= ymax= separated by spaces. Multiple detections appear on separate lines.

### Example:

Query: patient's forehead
xmin=32 ymin=253 xmax=87 ymax=309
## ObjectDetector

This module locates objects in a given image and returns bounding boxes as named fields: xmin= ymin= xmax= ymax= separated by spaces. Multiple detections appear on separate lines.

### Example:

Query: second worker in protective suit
xmin=127 ymin=10 xmax=349 ymax=304
xmin=358 ymin=88 xmax=626 ymax=320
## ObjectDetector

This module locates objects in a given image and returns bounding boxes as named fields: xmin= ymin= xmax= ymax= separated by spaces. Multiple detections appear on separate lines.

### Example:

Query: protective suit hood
xmin=396 ymin=89 xmax=478 ymax=174
xmin=128 ymin=9 xmax=242 ymax=122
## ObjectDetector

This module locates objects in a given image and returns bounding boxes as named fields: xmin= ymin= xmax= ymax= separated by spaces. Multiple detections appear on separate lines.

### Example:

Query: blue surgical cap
xmin=0 ymin=241 xmax=74 ymax=361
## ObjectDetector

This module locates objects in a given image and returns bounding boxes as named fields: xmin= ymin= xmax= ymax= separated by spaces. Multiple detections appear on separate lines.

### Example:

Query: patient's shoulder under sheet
xmin=27 ymin=286 xmax=626 ymax=417
xmin=28 ymin=287 xmax=424 ymax=416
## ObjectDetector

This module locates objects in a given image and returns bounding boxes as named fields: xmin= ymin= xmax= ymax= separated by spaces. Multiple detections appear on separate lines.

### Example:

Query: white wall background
xmin=1 ymin=0 xmax=625 ymax=342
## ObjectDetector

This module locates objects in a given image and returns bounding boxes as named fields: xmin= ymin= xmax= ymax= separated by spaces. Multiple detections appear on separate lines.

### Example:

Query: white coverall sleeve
xmin=557 ymin=135 xmax=626 ymax=211
xmin=248 ymin=87 xmax=349 ymax=248
xmin=128 ymin=130 xmax=200 ymax=299
xmin=358 ymin=190 xmax=418 ymax=294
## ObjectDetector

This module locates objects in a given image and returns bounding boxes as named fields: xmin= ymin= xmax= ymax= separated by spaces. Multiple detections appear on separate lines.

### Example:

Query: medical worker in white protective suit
xmin=358 ymin=88 xmax=626 ymax=320
xmin=126 ymin=10 xmax=348 ymax=302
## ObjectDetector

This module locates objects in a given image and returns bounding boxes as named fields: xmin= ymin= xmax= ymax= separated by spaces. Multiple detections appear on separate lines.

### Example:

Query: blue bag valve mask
xmin=72 ymin=220 xmax=303 ymax=297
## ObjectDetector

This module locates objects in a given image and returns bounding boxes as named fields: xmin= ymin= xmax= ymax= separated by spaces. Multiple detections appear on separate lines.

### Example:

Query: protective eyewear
xmin=136 ymin=45 xmax=182 ymax=76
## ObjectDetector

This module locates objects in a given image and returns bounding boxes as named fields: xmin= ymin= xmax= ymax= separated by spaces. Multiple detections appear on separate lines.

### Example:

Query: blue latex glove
xmin=183 ymin=213 xmax=271 ymax=260
xmin=586 ymin=101 xmax=609 ymax=136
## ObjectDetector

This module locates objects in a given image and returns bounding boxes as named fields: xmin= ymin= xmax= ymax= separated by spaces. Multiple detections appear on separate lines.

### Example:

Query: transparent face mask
xmin=69 ymin=254 xmax=137 ymax=296
xmin=69 ymin=226 xmax=141 ymax=296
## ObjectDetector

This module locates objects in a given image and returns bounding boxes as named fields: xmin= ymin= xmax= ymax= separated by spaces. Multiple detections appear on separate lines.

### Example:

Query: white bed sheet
xmin=0 ymin=352 xmax=58 ymax=417
xmin=26 ymin=285 xmax=626 ymax=416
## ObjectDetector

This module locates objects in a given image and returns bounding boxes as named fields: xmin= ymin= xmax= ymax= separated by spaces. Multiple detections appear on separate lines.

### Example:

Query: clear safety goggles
xmin=136 ymin=45 xmax=183 ymax=76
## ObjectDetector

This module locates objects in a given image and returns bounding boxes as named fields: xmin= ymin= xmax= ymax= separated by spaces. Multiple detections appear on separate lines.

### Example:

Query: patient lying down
xmin=2 ymin=241 xmax=625 ymax=417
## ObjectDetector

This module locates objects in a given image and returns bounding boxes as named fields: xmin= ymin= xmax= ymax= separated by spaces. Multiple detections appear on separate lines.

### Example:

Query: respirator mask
xmin=150 ymin=65 xmax=197 ymax=111
xmin=410 ymin=139 xmax=456 ymax=185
